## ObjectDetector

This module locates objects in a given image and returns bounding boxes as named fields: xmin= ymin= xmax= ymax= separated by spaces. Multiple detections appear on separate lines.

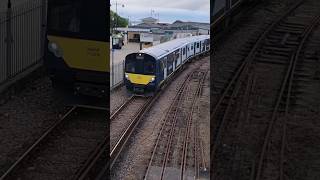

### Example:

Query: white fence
xmin=110 ymin=61 xmax=124 ymax=90
xmin=0 ymin=0 xmax=46 ymax=90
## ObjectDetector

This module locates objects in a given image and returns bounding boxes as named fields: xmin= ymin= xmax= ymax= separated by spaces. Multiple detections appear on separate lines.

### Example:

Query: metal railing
xmin=0 ymin=0 xmax=46 ymax=90
xmin=110 ymin=61 xmax=124 ymax=90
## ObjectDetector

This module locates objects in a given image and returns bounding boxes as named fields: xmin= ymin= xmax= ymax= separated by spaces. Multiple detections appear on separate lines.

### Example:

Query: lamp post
xmin=111 ymin=1 xmax=125 ymax=32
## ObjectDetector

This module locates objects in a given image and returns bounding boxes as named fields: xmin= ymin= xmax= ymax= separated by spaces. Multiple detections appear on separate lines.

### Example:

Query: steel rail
xmin=180 ymin=71 xmax=207 ymax=180
xmin=159 ymin=75 xmax=193 ymax=180
xmin=255 ymin=13 xmax=320 ymax=180
xmin=144 ymin=72 xmax=193 ymax=180
xmin=211 ymin=0 xmax=305 ymax=116
xmin=0 ymin=106 xmax=77 ymax=180
xmin=110 ymin=96 xmax=134 ymax=120
xmin=110 ymin=96 xmax=153 ymax=168
xmin=211 ymin=0 xmax=305 ymax=167
xmin=72 ymin=136 xmax=108 ymax=180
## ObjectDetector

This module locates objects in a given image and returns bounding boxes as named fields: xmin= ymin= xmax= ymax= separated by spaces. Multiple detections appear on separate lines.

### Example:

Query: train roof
xmin=139 ymin=35 xmax=210 ymax=59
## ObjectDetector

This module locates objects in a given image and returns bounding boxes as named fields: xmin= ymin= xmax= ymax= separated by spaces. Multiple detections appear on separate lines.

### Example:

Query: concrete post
xmin=40 ymin=0 xmax=47 ymax=59
xmin=6 ymin=0 xmax=12 ymax=78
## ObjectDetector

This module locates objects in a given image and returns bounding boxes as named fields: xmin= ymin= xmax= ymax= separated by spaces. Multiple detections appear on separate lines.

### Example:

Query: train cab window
xmin=144 ymin=60 xmax=155 ymax=75
xmin=125 ymin=56 xmax=155 ymax=75
xmin=48 ymin=0 xmax=107 ymax=41
xmin=125 ymin=59 xmax=141 ymax=74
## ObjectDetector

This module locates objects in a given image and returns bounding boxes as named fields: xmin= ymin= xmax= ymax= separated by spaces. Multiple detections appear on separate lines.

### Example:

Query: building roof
xmin=129 ymin=20 xmax=210 ymax=31
xmin=130 ymin=23 xmax=163 ymax=29
xmin=139 ymin=35 xmax=210 ymax=59
xmin=141 ymin=17 xmax=158 ymax=22
xmin=171 ymin=21 xmax=210 ymax=30
xmin=116 ymin=27 xmax=151 ymax=32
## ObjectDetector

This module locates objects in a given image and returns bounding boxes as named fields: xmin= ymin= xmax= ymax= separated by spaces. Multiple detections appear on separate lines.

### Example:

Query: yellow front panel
xmin=126 ymin=73 xmax=155 ymax=85
xmin=48 ymin=36 xmax=109 ymax=72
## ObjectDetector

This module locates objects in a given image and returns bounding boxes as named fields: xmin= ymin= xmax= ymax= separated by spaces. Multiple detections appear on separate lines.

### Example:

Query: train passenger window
xmin=197 ymin=43 xmax=200 ymax=48
xmin=183 ymin=48 xmax=186 ymax=55
xmin=191 ymin=46 xmax=193 ymax=50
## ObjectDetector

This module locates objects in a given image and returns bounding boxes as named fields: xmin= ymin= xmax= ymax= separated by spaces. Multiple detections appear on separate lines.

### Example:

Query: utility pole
xmin=112 ymin=1 xmax=124 ymax=32
xmin=115 ymin=0 xmax=118 ymax=29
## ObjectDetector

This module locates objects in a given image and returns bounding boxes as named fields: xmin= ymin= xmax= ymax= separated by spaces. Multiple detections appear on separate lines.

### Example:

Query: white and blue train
xmin=124 ymin=35 xmax=210 ymax=95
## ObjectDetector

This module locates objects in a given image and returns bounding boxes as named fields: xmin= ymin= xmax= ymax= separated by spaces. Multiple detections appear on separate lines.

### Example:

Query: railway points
xmin=212 ymin=0 xmax=320 ymax=179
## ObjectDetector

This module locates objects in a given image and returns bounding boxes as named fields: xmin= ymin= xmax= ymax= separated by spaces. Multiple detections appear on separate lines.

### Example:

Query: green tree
xmin=110 ymin=10 xmax=128 ymax=28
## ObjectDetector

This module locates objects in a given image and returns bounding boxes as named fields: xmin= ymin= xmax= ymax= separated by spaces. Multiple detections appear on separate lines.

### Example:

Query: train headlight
xmin=48 ymin=42 xmax=63 ymax=58
xmin=125 ymin=74 xmax=129 ymax=79
xmin=49 ymin=42 xmax=58 ymax=50
xmin=150 ymin=77 xmax=155 ymax=82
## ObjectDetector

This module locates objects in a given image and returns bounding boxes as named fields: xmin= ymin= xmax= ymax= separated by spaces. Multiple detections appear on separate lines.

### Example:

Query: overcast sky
xmin=110 ymin=0 xmax=210 ymax=23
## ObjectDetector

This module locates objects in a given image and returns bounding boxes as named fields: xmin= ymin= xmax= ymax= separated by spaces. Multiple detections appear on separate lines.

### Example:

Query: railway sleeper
xmin=261 ymin=46 xmax=293 ymax=53
xmin=255 ymin=58 xmax=289 ymax=65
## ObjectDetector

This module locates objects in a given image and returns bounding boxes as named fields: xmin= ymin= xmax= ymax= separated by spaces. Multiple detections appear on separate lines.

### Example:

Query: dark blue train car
xmin=124 ymin=35 xmax=210 ymax=96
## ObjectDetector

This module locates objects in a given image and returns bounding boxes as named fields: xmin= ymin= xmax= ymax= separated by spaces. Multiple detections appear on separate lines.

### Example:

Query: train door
xmin=182 ymin=46 xmax=186 ymax=62
xmin=173 ymin=52 xmax=176 ymax=72
xmin=167 ymin=53 xmax=174 ymax=75
xmin=175 ymin=49 xmax=180 ymax=68
xmin=196 ymin=41 xmax=200 ymax=54
xmin=163 ymin=56 xmax=167 ymax=79
xmin=205 ymin=39 xmax=210 ymax=51
xmin=158 ymin=59 xmax=164 ymax=83
xmin=190 ymin=44 xmax=194 ymax=57
xmin=180 ymin=48 xmax=183 ymax=64
xmin=177 ymin=49 xmax=181 ymax=66
xmin=185 ymin=45 xmax=188 ymax=60
xmin=202 ymin=41 xmax=205 ymax=52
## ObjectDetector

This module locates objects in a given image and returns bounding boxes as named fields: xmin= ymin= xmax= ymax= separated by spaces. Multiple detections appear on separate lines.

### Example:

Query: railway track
xmin=212 ymin=0 xmax=320 ymax=179
xmin=109 ymin=61 xmax=190 ymax=171
xmin=107 ymin=55 xmax=209 ymax=179
xmin=0 ymin=105 xmax=107 ymax=180
xmin=110 ymin=95 xmax=157 ymax=168
xmin=108 ymin=55 xmax=209 ymax=174
xmin=71 ymin=136 xmax=108 ymax=180
xmin=144 ymin=65 xmax=208 ymax=180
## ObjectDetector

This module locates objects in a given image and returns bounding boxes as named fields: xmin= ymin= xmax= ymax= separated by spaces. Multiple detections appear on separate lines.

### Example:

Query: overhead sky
xmin=110 ymin=0 xmax=210 ymax=23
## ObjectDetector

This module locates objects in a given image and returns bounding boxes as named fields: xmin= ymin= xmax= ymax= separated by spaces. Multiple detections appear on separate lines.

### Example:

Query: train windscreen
xmin=47 ymin=0 xmax=107 ymax=41
xmin=125 ymin=57 xmax=155 ymax=75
